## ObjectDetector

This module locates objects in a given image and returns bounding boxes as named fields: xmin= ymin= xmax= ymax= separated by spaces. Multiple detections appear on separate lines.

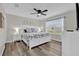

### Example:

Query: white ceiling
xmin=2 ymin=3 xmax=75 ymax=20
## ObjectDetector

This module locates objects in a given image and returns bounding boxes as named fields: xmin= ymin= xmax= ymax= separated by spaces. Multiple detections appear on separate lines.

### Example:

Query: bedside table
xmin=12 ymin=34 xmax=21 ymax=42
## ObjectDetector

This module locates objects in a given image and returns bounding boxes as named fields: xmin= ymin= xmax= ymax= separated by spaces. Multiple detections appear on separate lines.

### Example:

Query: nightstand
xmin=12 ymin=34 xmax=21 ymax=42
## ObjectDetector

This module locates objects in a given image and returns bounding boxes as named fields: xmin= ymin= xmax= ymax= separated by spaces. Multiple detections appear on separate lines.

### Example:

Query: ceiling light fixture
xmin=31 ymin=8 xmax=48 ymax=17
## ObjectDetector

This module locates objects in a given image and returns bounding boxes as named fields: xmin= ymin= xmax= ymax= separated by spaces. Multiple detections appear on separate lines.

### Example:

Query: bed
xmin=19 ymin=26 xmax=51 ymax=50
xmin=21 ymin=32 xmax=51 ymax=50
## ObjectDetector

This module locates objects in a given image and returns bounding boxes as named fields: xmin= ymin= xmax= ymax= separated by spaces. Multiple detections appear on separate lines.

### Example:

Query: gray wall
xmin=6 ymin=14 xmax=44 ymax=42
xmin=6 ymin=8 xmax=77 ymax=42
xmin=0 ymin=4 xmax=7 ymax=55
xmin=63 ymin=10 xmax=76 ymax=30
xmin=62 ymin=31 xmax=79 ymax=56
xmin=45 ymin=10 xmax=76 ymax=31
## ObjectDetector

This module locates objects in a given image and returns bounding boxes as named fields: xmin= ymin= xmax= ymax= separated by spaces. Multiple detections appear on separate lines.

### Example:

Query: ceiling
xmin=2 ymin=3 xmax=75 ymax=20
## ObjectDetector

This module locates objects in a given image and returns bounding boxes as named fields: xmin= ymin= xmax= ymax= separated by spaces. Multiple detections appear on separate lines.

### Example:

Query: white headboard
xmin=19 ymin=25 xmax=41 ymax=34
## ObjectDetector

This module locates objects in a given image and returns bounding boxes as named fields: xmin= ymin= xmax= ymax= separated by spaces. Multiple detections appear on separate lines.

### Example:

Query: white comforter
xmin=22 ymin=32 xmax=50 ymax=39
xmin=21 ymin=32 xmax=51 ymax=49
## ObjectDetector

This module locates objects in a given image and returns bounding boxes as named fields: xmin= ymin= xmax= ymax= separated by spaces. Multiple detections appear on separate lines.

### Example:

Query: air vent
xmin=14 ymin=4 xmax=19 ymax=8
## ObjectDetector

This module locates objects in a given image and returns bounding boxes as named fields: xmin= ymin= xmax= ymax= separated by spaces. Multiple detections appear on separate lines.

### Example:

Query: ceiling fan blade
xmin=31 ymin=13 xmax=37 ymax=14
xmin=34 ymin=8 xmax=38 ymax=11
xmin=42 ymin=9 xmax=48 ymax=12
xmin=41 ymin=13 xmax=46 ymax=16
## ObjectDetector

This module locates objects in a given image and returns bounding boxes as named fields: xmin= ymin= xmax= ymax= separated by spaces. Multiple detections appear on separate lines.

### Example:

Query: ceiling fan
xmin=31 ymin=8 xmax=48 ymax=17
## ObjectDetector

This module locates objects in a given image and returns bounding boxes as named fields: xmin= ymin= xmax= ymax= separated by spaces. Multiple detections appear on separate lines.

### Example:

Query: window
xmin=45 ymin=17 xmax=64 ymax=35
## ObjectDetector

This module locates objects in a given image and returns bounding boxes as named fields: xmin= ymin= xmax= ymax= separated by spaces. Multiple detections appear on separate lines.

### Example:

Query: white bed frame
xmin=21 ymin=32 xmax=51 ymax=50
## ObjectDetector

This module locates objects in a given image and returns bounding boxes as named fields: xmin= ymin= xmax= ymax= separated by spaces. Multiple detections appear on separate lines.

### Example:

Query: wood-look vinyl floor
xmin=3 ymin=40 xmax=62 ymax=56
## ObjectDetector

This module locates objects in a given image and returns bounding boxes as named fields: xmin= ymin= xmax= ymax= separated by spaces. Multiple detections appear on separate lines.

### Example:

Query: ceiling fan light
xmin=37 ymin=14 xmax=41 ymax=17
xmin=38 ymin=14 xmax=41 ymax=16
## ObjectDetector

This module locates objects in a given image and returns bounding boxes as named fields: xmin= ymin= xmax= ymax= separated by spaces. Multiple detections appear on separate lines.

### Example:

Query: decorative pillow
xmin=24 ymin=29 xmax=27 ymax=33
xmin=19 ymin=26 xmax=41 ymax=33
xmin=25 ymin=27 xmax=38 ymax=33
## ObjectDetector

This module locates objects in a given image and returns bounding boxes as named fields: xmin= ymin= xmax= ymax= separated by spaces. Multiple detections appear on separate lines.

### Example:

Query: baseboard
xmin=0 ymin=44 xmax=5 ymax=56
